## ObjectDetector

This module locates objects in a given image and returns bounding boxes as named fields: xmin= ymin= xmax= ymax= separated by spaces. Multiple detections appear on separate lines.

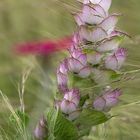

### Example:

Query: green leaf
xmin=68 ymin=73 xmax=95 ymax=90
xmin=79 ymin=94 xmax=89 ymax=107
xmin=75 ymin=109 xmax=109 ymax=127
xmin=45 ymin=108 xmax=78 ymax=140
xmin=110 ymin=72 xmax=121 ymax=80
xmin=9 ymin=110 xmax=29 ymax=127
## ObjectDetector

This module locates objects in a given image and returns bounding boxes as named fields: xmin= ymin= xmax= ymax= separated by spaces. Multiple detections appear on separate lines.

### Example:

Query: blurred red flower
xmin=14 ymin=36 xmax=72 ymax=56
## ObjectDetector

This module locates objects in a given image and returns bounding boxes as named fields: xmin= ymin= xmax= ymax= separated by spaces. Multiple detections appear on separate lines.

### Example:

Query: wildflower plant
xmin=33 ymin=0 xmax=130 ymax=139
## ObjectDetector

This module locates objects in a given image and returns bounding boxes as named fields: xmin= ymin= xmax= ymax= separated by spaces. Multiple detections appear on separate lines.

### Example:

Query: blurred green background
xmin=0 ymin=0 xmax=140 ymax=139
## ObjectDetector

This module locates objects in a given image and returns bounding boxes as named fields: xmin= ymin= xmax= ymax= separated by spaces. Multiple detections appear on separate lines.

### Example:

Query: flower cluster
xmin=93 ymin=89 xmax=122 ymax=111
xmin=56 ymin=0 xmax=127 ymax=119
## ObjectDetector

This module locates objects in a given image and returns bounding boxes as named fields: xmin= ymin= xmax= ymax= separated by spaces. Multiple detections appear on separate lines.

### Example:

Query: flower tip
xmin=34 ymin=116 xmax=48 ymax=140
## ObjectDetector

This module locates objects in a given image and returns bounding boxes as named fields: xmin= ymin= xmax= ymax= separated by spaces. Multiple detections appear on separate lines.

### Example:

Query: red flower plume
xmin=14 ymin=36 xmax=72 ymax=56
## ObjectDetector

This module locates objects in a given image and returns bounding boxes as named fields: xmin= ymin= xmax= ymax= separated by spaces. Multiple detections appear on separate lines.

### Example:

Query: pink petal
xmin=68 ymin=58 xmax=84 ymax=73
xmin=115 ymin=48 xmax=126 ymax=69
xmin=83 ymin=0 xmax=112 ymax=12
xmin=59 ymin=59 xmax=68 ymax=74
xmin=81 ymin=5 xmax=107 ymax=25
xmin=96 ymin=36 xmax=121 ymax=52
xmin=99 ymin=14 xmax=120 ymax=34
xmin=104 ymin=89 xmax=122 ymax=99
xmin=115 ymin=48 xmax=127 ymax=58
xmin=79 ymin=26 xmax=107 ymax=42
xmin=72 ymin=32 xmax=81 ymax=46
xmin=92 ymin=27 xmax=108 ymax=42
xmin=116 ymin=56 xmax=125 ymax=69
xmin=83 ymin=0 xmax=91 ymax=4
xmin=99 ymin=0 xmax=112 ymax=12
xmin=104 ymin=96 xmax=118 ymax=108
xmin=57 ymin=72 xmax=68 ymax=86
xmin=105 ymin=55 xmax=118 ymax=70
xmin=71 ymin=49 xmax=83 ymax=59
xmin=60 ymin=100 xmax=77 ymax=114
xmin=78 ymin=66 xmax=91 ymax=78
xmin=84 ymin=0 xmax=103 ymax=4
xmin=74 ymin=13 xmax=84 ymax=26
xmin=78 ymin=54 xmax=87 ymax=65
xmin=64 ymin=90 xmax=80 ymax=106
xmin=93 ymin=97 xmax=106 ymax=111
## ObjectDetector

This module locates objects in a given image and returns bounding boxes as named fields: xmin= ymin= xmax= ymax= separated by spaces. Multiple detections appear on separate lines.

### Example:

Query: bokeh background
xmin=0 ymin=0 xmax=140 ymax=139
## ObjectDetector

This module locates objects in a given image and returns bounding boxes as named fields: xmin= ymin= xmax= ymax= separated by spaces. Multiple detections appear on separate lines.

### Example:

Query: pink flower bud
xmin=93 ymin=97 xmax=106 ymax=111
xmin=60 ymin=100 xmax=77 ymax=114
xmin=68 ymin=58 xmax=85 ymax=73
xmin=98 ymin=14 xmax=120 ymax=35
xmin=57 ymin=72 xmax=68 ymax=92
xmin=93 ymin=89 xmax=122 ymax=111
xmin=74 ymin=4 xmax=107 ymax=26
xmin=60 ymin=89 xmax=80 ymax=114
xmin=83 ymin=0 xmax=112 ymax=12
xmin=64 ymin=89 xmax=80 ymax=105
xmin=58 ymin=59 xmax=69 ymax=75
xmin=103 ymin=89 xmax=122 ymax=108
xmin=57 ymin=72 xmax=68 ymax=86
xmin=34 ymin=116 xmax=48 ymax=140
xmin=57 ymin=60 xmax=69 ymax=92
xmin=72 ymin=33 xmax=81 ymax=47
xmin=105 ymin=48 xmax=127 ymax=70
xmin=70 ymin=49 xmax=87 ymax=65
xmin=78 ymin=66 xmax=91 ymax=78
xmin=68 ymin=48 xmax=91 ymax=78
